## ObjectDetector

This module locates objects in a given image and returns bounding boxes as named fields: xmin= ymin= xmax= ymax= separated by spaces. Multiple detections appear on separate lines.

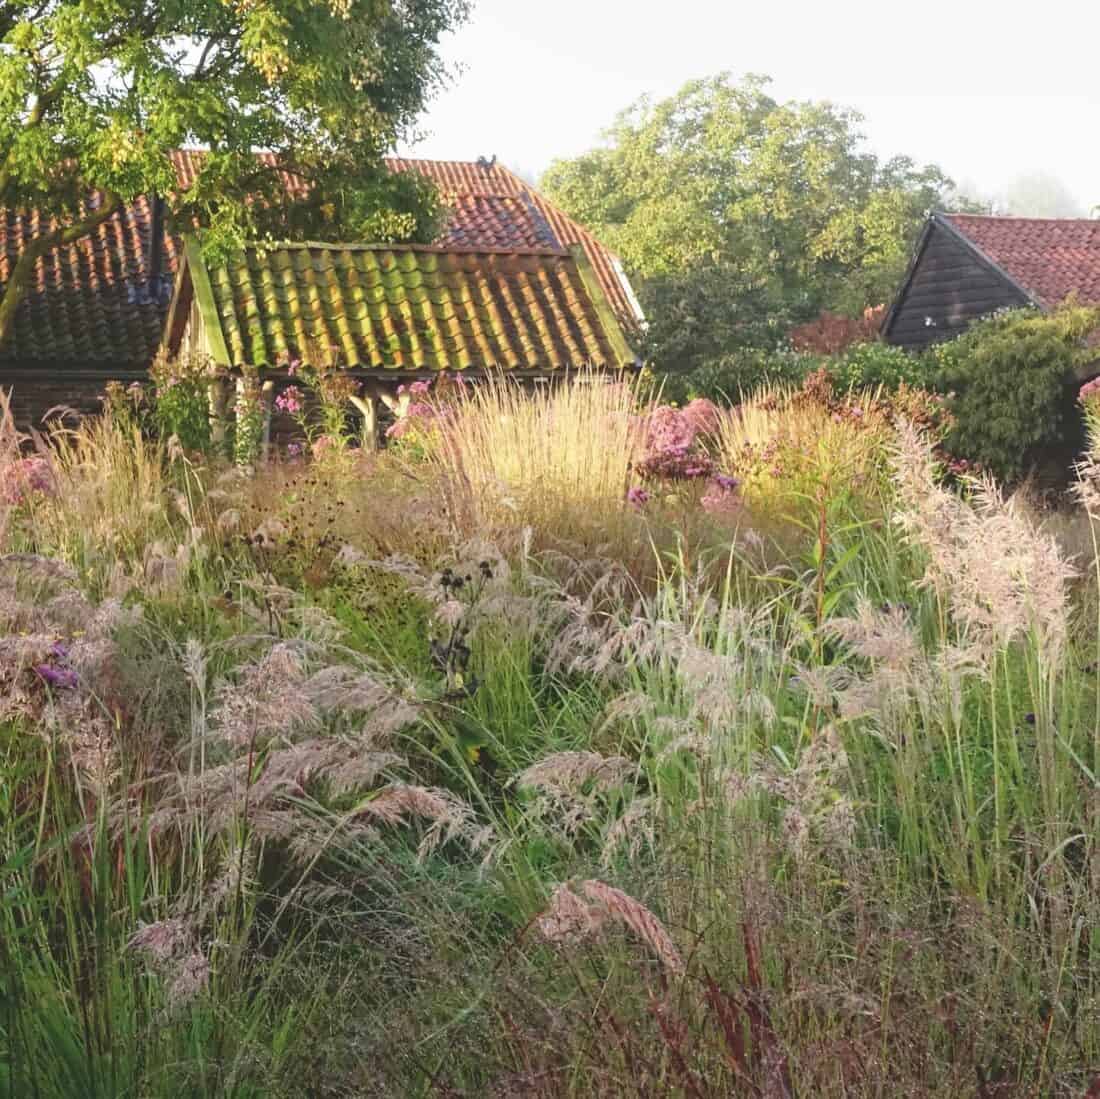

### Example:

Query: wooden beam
xmin=349 ymin=393 xmax=378 ymax=451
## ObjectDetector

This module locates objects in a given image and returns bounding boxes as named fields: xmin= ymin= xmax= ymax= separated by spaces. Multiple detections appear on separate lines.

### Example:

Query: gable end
xmin=884 ymin=215 xmax=1034 ymax=350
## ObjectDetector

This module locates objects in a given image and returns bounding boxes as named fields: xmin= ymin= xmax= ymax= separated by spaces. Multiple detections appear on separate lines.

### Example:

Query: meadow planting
xmin=2 ymin=371 xmax=1099 ymax=1097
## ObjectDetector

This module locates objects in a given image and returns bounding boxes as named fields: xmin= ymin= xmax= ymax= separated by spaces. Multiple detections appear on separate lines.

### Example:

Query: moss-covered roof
xmin=181 ymin=238 xmax=635 ymax=372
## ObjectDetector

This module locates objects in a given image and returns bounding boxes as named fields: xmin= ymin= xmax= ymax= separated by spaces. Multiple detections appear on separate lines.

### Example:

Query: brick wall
xmin=0 ymin=368 xmax=144 ymax=433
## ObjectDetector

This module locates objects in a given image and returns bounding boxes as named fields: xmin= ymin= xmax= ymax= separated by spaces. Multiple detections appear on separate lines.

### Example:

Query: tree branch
xmin=0 ymin=192 xmax=122 ymax=351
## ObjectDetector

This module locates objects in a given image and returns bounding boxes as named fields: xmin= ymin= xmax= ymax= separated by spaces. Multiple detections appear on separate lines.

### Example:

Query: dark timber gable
xmin=883 ymin=214 xmax=1034 ymax=350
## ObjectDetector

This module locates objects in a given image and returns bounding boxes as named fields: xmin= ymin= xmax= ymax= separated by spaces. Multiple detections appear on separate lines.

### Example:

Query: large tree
xmin=0 ymin=0 xmax=468 ymax=346
xmin=541 ymin=74 xmax=959 ymax=377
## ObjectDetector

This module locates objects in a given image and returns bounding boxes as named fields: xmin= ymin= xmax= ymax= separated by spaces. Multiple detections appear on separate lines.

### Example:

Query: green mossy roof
xmin=191 ymin=241 xmax=634 ymax=372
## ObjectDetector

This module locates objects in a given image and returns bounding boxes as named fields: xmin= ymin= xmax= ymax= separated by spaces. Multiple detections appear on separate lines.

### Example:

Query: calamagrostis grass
xmin=428 ymin=371 xmax=645 ymax=535
xmin=43 ymin=412 xmax=171 ymax=557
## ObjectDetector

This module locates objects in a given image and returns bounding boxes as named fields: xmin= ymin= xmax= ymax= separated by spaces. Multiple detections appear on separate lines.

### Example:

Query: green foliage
xmin=542 ymin=73 xmax=958 ymax=375
xmin=828 ymin=340 xmax=936 ymax=391
xmin=0 ymin=0 xmax=468 ymax=342
xmin=232 ymin=371 xmax=265 ymax=467
xmin=934 ymin=304 xmax=1100 ymax=482
xmin=148 ymin=354 xmax=216 ymax=452
xmin=660 ymin=340 xmax=933 ymax=405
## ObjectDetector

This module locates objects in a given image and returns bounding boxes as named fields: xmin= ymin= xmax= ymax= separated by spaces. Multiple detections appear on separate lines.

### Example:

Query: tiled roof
xmin=0 ymin=153 xmax=638 ymax=366
xmin=172 ymin=151 xmax=635 ymax=322
xmin=183 ymin=240 xmax=634 ymax=372
xmin=0 ymin=197 xmax=178 ymax=364
xmin=388 ymin=157 xmax=640 ymax=325
xmin=944 ymin=213 xmax=1100 ymax=309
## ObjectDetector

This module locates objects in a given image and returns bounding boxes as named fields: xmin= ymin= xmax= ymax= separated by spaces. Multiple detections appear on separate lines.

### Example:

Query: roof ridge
xmin=945 ymin=211 xmax=1100 ymax=226
xmin=236 ymin=239 xmax=571 ymax=256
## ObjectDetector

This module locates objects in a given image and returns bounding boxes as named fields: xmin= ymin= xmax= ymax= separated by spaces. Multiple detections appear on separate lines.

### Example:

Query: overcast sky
xmin=400 ymin=0 xmax=1100 ymax=214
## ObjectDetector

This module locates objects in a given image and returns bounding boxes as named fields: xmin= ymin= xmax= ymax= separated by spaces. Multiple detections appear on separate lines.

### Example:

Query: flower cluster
xmin=275 ymin=385 xmax=305 ymax=416
xmin=386 ymin=373 xmax=466 ymax=444
xmin=1 ymin=455 xmax=55 ymax=505
xmin=635 ymin=399 xmax=721 ymax=481
xmin=700 ymin=472 xmax=741 ymax=516
xmin=626 ymin=398 xmax=740 ymax=513
xmin=34 ymin=640 xmax=78 ymax=690
xmin=1079 ymin=376 xmax=1100 ymax=411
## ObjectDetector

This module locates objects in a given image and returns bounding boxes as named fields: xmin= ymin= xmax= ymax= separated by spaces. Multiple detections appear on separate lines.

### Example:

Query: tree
xmin=541 ymin=74 xmax=957 ymax=379
xmin=999 ymin=172 xmax=1086 ymax=218
xmin=0 ymin=0 xmax=468 ymax=347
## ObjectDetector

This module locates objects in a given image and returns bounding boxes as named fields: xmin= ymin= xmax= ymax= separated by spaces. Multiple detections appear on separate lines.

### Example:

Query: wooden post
xmin=350 ymin=392 xmax=378 ymax=451
xmin=260 ymin=379 xmax=275 ymax=460
xmin=208 ymin=376 xmax=229 ymax=457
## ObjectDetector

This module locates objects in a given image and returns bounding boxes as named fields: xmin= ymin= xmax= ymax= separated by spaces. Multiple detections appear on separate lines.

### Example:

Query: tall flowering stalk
xmin=1074 ymin=377 xmax=1100 ymax=901
xmin=276 ymin=352 xmax=362 ymax=459
xmin=233 ymin=371 xmax=265 ymax=468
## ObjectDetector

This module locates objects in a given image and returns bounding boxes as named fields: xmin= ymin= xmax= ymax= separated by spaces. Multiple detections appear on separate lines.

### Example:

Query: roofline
xmin=566 ymin=243 xmax=637 ymax=366
xmin=883 ymin=211 xmax=1043 ymax=342
xmin=932 ymin=211 xmax=1043 ymax=309
xmin=214 ymin=238 xmax=573 ymax=258
xmin=882 ymin=216 xmax=936 ymax=342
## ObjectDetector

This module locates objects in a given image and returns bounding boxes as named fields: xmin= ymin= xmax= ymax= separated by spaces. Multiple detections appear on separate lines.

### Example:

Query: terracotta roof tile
xmin=193 ymin=242 xmax=631 ymax=372
xmin=0 ymin=153 xmax=639 ymax=366
xmin=0 ymin=196 xmax=178 ymax=364
xmin=944 ymin=213 xmax=1100 ymax=309
xmin=389 ymin=157 xmax=639 ymax=325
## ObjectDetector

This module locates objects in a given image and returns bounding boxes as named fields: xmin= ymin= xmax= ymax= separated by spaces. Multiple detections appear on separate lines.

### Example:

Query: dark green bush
xmin=933 ymin=303 xmax=1100 ymax=484
xmin=829 ymin=341 xmax=936 ymax=392
xmin=655 ymin=341 xmax=932 ymax=406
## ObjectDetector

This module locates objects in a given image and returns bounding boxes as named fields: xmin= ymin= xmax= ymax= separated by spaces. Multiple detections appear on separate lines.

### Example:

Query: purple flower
xmin=1 ymin=456 xmax=56 ymax=505
xmin=626 ymin=486 xmax=650 ymax=507
xmin=286 ymin=442 xmax=303 ymax=458
xmin=34 ymin=663 xmax=78 ymax=689
xmin=409 ymin=380 xmax=431 ymax=397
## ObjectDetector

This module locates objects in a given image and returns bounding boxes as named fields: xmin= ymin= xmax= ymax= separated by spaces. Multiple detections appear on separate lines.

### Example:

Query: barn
xmin=882 ymin=212 xmax=1100 ymax=350
xmin=0 ymin=155 xmax=642 ymax=431
xmin=163 ymin=236 xmax=635 ymax=448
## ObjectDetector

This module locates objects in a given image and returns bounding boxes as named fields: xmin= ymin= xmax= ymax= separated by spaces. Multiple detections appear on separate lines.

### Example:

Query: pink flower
xmin=701 ymin=474 xmax=741 ymax=517
xmin=1080 ymin=377 xmax=1100 ymax=405
xmin=275 ymin=385 xmax=304 ymax=415
xmin=1 ymin=456 xmax=55 ymax=505
xmin=681 ymin=398 xmax=720 ymax=437
xmin=626 ymin=486 xmax=650 ymax=507
xmin=409 ymin=380 xmax=431 ymax=397
xmin=636 ymin=404 xmax=716 ymax=482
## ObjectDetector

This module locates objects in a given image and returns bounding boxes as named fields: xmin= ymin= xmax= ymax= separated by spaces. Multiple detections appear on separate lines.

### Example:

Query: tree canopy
xmin=541 ymin=74 xmax=961 ymax=378
xmin=0 ymin=0 xmax=469 ymax=345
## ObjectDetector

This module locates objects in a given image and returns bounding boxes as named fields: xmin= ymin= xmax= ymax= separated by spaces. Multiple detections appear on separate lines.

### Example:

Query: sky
xmin=399 ymin=0 xmax=1100 ymax=214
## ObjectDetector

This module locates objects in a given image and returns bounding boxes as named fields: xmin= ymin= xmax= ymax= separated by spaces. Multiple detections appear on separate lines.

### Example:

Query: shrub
xmin=654 ymin=347 xmax=818 ymax=405
xmin=788 ymin=304 xmax=886 ymax=354
xmin=149 ymin=352 xmax=216 ymax=453
xmin=934 ymin=303 xmax=1100 ymax=483
xmin=655 ymin=340 xmax=931 ymax=406
xmin=828 ymin=340 xmax=936 ymax=392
